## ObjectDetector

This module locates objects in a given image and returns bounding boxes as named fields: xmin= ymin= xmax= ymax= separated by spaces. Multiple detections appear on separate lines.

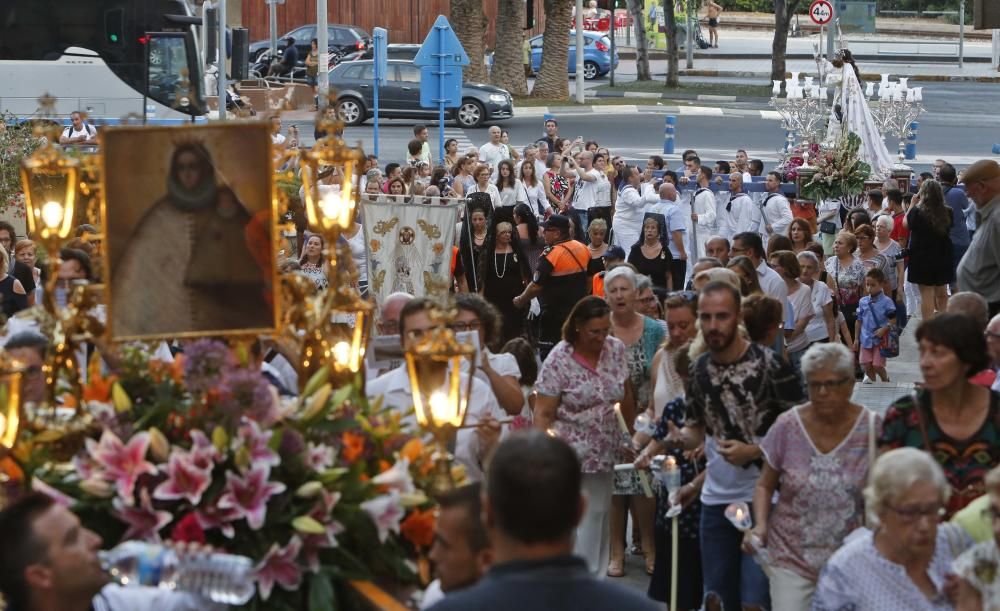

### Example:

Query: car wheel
xmin=336 ymin=97 xmax=365 ymax=126
xmin=583 ymin=61 xmax=600 ymax=80
xmin=455 ymin=100 xmax=485 ymax=128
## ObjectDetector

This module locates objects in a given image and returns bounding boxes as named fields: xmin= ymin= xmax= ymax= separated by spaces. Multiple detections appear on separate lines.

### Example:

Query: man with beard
xmin=662 ymin=281 xmax=802 ymax=611
xmin=110 ymin=140 xmax=271 ymax=337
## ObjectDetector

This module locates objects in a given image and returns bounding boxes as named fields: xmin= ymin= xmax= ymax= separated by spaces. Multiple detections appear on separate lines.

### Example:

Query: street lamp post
xmin=317 ymin=0 xmax=329 ymax=107
xmin=575 ymin=0 xmax=585 ymax=104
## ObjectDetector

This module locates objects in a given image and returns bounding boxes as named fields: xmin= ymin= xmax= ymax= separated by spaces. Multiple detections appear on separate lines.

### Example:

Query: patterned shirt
xmin=879 ymin=389 xmax=1000 ymax=516
xmin=536 ymin=337 xmax=628 ymax=473
xmin=825 ymin=256 xmax=866 ymax=307
xmin=760 ymin=407 xmax=878 ymax=581
xmin=812 ymin=525 xmax=971 ymax=611
xmin=652 ymin=397 xmax=704 ymax=536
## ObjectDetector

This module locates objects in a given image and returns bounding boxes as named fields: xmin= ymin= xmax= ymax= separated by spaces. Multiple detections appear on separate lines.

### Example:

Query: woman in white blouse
xmin=495 ymin=160 xmax=518 ymax=207
xmin=515 ymin=160 xmax=549 ymax=217
xmin=468 ymin=163 xmax=501 ymax=209
xmin=612 ymin=166 xmax=654 ymax=249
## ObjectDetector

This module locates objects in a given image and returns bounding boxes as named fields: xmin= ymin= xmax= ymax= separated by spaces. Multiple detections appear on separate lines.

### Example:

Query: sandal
xmin=645 ymin=553 xmax=655 ymax=576
xmin=629 ymin=544 xmax=644 ymax=556
xmin=606 ymin=558 xmax=625 ymax=578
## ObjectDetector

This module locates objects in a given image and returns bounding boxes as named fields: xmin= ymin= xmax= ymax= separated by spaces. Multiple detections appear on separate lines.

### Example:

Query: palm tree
xmin=531 ymin=0 xmax=574 ymax=98
xmin=771 ymin=0 xmax=805 ymax=82
xmin=492 ymin=0 xmax=529 ymax=95
xmin=664 ymin=0 xmax=678 ymax=87
xmin=627 ymin=0 xmax=651 ymax=81
xmin=451 ymin=0 xmax=488 ymax=83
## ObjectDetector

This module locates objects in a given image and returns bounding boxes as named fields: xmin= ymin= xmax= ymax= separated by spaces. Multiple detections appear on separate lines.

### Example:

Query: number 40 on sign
xmin=809 ymin=0 xmax=834 ymax=25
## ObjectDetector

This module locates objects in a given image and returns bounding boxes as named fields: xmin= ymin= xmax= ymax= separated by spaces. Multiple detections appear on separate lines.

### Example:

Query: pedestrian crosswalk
xmin=442 ymin=126 xmax=478 ymax=157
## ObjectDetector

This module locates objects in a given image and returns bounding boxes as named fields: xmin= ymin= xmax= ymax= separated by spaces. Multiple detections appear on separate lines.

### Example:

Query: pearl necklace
xmin=494 ymin=248 xmax=510 ymax=279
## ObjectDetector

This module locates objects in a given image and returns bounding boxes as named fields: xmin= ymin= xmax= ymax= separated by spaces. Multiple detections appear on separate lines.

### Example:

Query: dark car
xmin=249 ymin=24 xmax=370 ymax=64
xmin=340 ymin=43 xmax=421 ymax=63
xmin=329 ymin=59 xmax=513 ymax=128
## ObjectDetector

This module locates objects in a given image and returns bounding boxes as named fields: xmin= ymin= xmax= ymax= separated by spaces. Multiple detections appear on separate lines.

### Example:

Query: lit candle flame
xmin=735 ymin=507 xmax=745 ymax=522
xmin=332 ymin=341 xmax=351 ymax=366
xmin=428 ymin=391 xmax=452 ymax=425
xmin=41 ymin=200 xmax=64 ymax=229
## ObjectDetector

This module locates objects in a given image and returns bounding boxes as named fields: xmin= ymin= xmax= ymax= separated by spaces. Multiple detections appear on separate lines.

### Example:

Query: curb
xmin=616 ymin=50 xmax=992 ymax=64
xmin=675 ymin=69 xmax=1000 ymax=83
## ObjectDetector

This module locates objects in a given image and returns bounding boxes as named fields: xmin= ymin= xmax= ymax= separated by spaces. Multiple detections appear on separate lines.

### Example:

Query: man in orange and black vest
xmin=513 ymin=215 xmax=589 ymax=359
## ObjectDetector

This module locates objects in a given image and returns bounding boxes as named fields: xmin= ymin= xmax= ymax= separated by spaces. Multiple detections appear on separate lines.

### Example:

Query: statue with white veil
xmin=822 ymin=49 xmax=894 ymax=180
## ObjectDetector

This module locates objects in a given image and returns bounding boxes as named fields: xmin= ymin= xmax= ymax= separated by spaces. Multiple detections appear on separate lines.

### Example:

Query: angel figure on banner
xmin=392 ymin=225 xmax=421 ymax=295
xmin=819 ymin=47 xmax=894 ymax=180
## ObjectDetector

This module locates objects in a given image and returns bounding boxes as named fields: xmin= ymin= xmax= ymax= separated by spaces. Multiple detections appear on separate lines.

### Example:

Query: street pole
xmin=993 ymin=29 xmax=999 ymax=72
xmin=959 ymin=0 xmax=965 ymax=70
xmin=217 ymin=0 xmax=227 ymax=120
xmin=685 ymin=0 xmax=693 ymax=69
xmin=576 ymin=0 xmax=585 ymax=104
xmin=610 ymin=7 xmax=616 ymax=87
xmin=318 ymin=0 xmax=329 ymax=107
xmin=269 ymin=0 xmax=277 ymax=60
xmin=826 ymin=4 xmax=835 ymax=59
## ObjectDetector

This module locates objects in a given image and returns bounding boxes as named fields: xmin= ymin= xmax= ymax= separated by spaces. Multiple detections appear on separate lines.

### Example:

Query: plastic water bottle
xmin=98 ymin=541 xmax=256 ymax=605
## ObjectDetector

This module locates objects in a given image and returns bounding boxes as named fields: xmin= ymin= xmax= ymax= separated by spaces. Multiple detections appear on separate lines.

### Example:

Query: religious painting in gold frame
xmin=100 ymin=123 xmax=279 ymax=341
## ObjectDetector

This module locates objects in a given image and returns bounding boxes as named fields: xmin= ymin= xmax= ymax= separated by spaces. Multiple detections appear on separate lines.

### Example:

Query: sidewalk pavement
xmin=851 ymin=317 xmax=920 ymax=415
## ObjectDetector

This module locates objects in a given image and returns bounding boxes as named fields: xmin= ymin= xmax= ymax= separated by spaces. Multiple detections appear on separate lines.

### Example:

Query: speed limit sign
xmin=809 ymin=0 xmax=834 ymax=25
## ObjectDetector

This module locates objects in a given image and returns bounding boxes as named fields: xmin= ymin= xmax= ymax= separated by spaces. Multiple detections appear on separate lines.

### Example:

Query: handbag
xmin=819 ymin=220 xmax=838 ymax=234
xmin=873 ymin=299 xmax=899 ymax=358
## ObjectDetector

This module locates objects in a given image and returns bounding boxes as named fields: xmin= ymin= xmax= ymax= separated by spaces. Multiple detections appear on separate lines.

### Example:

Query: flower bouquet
xmin=798 ymin=132 xmax=872 ymax=203
xmin=15 ymin=339 xmax=442 ymax=610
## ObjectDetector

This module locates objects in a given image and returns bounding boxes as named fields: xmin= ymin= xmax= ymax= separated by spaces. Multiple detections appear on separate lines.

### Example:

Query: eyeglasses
xmin=807 ymin=377 xmax=852 ymax=392
xmin=449 ymin=320 xmax=482 ymax=332
xmin=638 ymin=295 xmax=658 ymax=304
xmin=886 ymin=503 xmax=945 ymax=523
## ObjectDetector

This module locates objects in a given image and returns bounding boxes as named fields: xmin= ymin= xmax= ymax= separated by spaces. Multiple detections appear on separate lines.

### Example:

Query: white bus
xmin=0 ymin=0 xmax=206 ymax=124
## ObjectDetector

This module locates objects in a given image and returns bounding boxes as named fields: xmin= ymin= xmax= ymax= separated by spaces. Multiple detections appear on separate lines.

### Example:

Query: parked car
xmin=341 ymin=43 xmax=421 ymax=63
xmin=248 ymin=24 xmax=371 ymax=64
xmin=528 ymin=30 xmax=619 ymax=80
xmin=328 ymin=59 xmax=513 ymax=128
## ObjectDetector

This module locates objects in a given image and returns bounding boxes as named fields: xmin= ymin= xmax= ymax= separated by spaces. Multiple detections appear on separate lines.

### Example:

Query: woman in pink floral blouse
xmin=534 ymin=295 xmax=634 ymax=577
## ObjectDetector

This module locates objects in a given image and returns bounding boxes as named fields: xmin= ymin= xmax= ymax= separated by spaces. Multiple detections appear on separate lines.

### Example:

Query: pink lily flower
xmin=234 ymin=420 xmax=279 ymax=471
xmin=152 ymin=449 xmax=213 ymax=505
xmin=194 ymin=502 xmax=242 ymax=539
xmin=254 ymin=536 xmax=303 ymax=601
xmin=217 ymin=466 xmax=286 ymax=530
xmin=86 ymin=430 xmax=158 ymax=502
xmin=303 ymin=442 xmax=335 ymax=472
xmin=371 ymin=458 xmax=414 ymax=494
xmin=302 ymin=490 xmax=346 ymax=573
xmin=360 ymin=491 xmax=404 ymax=543
xmin=113 ymin=489 xmax=172 ymax=541
xmin=188 ymin=429 xmax=220 ymax=468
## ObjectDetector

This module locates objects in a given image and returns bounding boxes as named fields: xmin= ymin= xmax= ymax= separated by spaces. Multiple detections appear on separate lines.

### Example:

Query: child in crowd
xmin=854 ymin=268 xmax=897 ymax=384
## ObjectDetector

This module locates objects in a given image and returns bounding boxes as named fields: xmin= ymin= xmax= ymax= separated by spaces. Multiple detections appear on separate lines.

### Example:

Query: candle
xmin=736 ymin=507 xmax=745 ymax=522
xmin=804 ymin=75 xmax=814 ymax=88
xmin=893 ymin=89 xmax=903 ymax=102
xmin=914 ymin=87 xmax=923 ymax=102
xmin=791 ymin=71 xmax=801 ymax=84
xmin=772 ymin=80 xmax=782 ymax=95
xmin=820 ymin=87 xmax=828 ymax=99
xmin=613 ymin=403 xmax=654 ymax=498
xmin=811 ymin=86 xmax=820 ymax=98
xmin=880 ymin=73 xmax=890 ymax=85
xmin=906 ymin=89 xmax=914 ymax=102
xmin=899 ymin=77 xmax=909 ymax=89
xmin=865 ymin=82 xmax=875 ymax=98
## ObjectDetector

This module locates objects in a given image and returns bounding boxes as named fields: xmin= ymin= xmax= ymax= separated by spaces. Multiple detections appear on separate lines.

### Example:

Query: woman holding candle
xmin=747 ymin=343 xmax=878 ymax=610
xmin=605 ymin=266 xmax=665 ymax=577
xmin=534 ymin=295 xmax=632 ymax=577
xmin=812 ymin=447 xmax=973 ymax=610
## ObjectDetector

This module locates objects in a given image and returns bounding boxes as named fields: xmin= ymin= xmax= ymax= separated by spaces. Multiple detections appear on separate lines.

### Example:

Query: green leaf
xmin=308 ymin=573 xmax=336 ymax=611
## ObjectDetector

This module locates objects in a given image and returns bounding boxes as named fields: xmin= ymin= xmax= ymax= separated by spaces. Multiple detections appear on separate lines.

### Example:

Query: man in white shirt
xmin=366 ymin=298 xmax=504 ymax=482
xmin=720 ymin=173 xmax=758 ymax=239
xmin=760 ymin=171 xmax=794 ymax=241
xmin=649 ymin=184 xmax=688 ymax=290
xmin=59 ymin=111 xmax=98 ymax=146
xmin=567 ymin=150 xmax=600 ymax=241
xmin=731 ymin=231 xmax=789 ymax=322
xmin=733 ymin=148 xmax=753 ymax=183
xmin=691 ymin=167 xmax=719 ymax=258
xmin=478 ymin=126 xmax=510 ymax=181
xmin=0 ymin=494 xmax=224 ymax=611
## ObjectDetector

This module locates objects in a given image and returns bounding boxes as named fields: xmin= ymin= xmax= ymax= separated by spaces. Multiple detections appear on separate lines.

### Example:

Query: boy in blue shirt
xmin=854 ymin=268 xmax=897 ymax=384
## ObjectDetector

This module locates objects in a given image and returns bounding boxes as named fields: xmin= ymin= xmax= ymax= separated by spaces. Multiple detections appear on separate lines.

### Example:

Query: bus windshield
xmin=147 ymin=33 xmax=199 ymax=113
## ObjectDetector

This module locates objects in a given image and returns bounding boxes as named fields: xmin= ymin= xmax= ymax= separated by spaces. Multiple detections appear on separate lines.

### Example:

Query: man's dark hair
xmin=864 ymin=267 xmax=887 ymax=284
xmin=938 ymin=162 xmax=957 ymax=185
xmin=916 ymin=313 xmax=990 ymax=374
xmin=688 ymin=156 xmax=702 ymax=167
xmin=647 ymin=155 xmax=665 ymax=170
xmin=74 ymin=224 xmax=98 ymax=238
xmin=749 ymin=159 xmax=765 ymax=176
xmin=398 ymin=297 xmax=435 ymax=338
xmin=867 ymin=189 xmax=883 ymax=204
xmin=767 ymin=171 xmax=782 ymax=183
xmin=455 ymin=293 xmax=502 ymax=352
xmin=413 ymin=124 xmax=427 ymax=136
xmin=732 ymin=231 xmax=765 ymax=261
xmin=486 ymin=431 xmax=581 ymax=544
xmin=920 ymin=171 xmax=934 ymax=182
xmin=5 ymin=330 xmax=49 ymax=358
xmin=437 ymin=483 xmax=489 ymax=552
xmin=0 ymin=220 xmax=17 ymax=242
xmin=699 ymin=166 xmax=713 ymax=182
xmin=59 ymin=248 xmax=92 ymax=281
xmin=0 ymin=493 xmax=56 ymax=609
xmin=384 ymin=162 xmax=400 ymax=177
xmin=407 ymin=139 xmax=423 ymax=156
xmin=664 ymin=170 xmax=679 ymax=185
xmin=366 ymin=153 xmax=378 ymax=163
xmin=715 ymin=160 xmax=730 ymax=174
xmin=700 ymin=280 xmax=742 ymax=313
xmin=886 ymin=188 xmax=903 ymax=207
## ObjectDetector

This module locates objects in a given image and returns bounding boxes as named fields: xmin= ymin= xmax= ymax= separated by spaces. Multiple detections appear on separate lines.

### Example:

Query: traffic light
xmin=105 ymin=8 xmax=124 ymax=45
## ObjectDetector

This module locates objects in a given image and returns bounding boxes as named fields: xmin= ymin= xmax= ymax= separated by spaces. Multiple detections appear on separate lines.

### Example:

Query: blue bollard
xmin=904 ymin=121 xmax=918 ymax=161
xmin=993 ymin=143 xmax=1000 ymax=155
xmin=663 ymin=115 xmax=676 ymax=155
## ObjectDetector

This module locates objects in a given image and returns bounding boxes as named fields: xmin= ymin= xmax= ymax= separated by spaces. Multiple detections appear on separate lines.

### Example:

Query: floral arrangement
xmin=797 ymin=132 xmax=872 ymax=203
xmin=0 ymin=113 xmax=41 ymax=220
xmin=777 ymin=141 xmax=820 ymax=182
xmin=16 ymin=340 xmax=441 ymax=610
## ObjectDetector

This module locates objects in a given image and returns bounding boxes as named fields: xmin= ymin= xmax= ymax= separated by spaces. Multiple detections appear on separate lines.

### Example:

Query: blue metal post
xmin=663 ymin=115 xmax=675 ymax=155
xmin=373 ymin=84 xmax=380 ymax=159
xmin=904 ymin=121 xmax=918 ymax=161
xmin=992 ymin=144 xmax=1000 ymax=155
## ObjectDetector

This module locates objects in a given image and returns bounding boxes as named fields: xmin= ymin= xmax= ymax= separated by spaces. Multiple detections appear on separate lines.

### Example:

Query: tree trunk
xmin=627 ymin=0 xmax=651 ymax=81
xmin=451 ymin=0 xmax=488 ymax=83
xmin=771 ymin=0 xmax=803 ymax=83
xmin=492 ymin=0 xmax=529 ymax=95
xmin=532 ymin=0 xmax=574 ymax=99
xmin=664 ymin=0 xmax=678 ymax=87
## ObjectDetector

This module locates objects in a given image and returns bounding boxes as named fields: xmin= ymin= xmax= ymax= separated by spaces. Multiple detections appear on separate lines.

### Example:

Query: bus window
xmin=147 ymin=34 xmax=194 ymax=111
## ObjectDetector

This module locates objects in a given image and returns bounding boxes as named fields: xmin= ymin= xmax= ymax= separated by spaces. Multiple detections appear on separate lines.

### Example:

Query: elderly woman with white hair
xmin=747 ymin=343 xmax=879 ymax=610
xmin=812 ymin=447 xmax=973 ymax=610
xmin=874 ymin=213 xmax=906 ymax=302
xmin=605 ymin=265 xmax=665 ymax=577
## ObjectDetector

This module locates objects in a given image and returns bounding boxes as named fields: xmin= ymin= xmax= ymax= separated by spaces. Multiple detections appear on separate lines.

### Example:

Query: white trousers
xmin=573 ymin=471 xmax=614 ymax=578
xmin=769 ymin=565 xmax=816 ymax=611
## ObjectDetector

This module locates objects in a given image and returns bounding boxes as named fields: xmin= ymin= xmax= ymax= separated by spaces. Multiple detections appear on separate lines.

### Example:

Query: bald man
xmin=957 ymin=160 xmax=1000 ymax=316
xmin=705 ymin=235 xmax=731 ymax=266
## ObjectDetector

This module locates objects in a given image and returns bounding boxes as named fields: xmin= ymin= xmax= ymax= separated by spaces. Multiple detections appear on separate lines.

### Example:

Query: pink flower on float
xmin=234 ymin=420 xmax=279 ymax=471
xmin=194 ymin=502 xmax=242 ymax=539
xmin=371 ymin=458 xmax=414 ymax=494
xmin=303 ymin=442 xmax=335 ymax=472
xmin=360 ymin=491 xmax=404 ymax=543
xmin=86 ymin=430 xmax=157 ymax=501
xmin=188 ymin=430 xmax=220 ymax=468
xmin=302 ymin=490 xmax=346 ymax=573
xmin=152 ymin=449 xmax=213 ymax=505
xmin=217 ymin=466 xmax=286 ymax=530
xmin=254 ymin=536 xmax=303 ymax=601
xmin=113 ymin=489 xmax=172 ymax=541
